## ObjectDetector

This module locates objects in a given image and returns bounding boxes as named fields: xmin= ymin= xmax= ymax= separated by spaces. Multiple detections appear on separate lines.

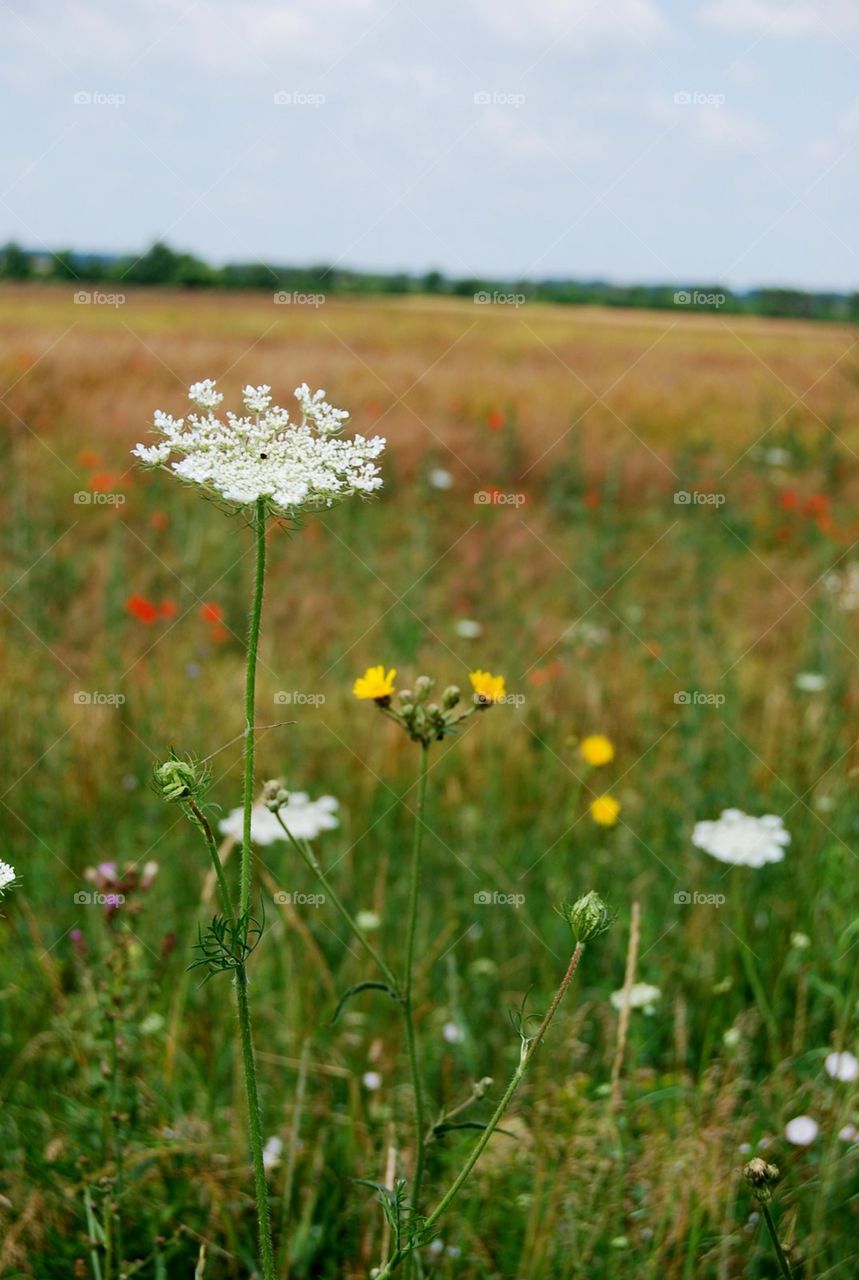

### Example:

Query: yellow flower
xmin=469 ymin=669 xmax=506 ymax=704
xmin=353 ymin=665 xmax=397 ymax=701
xmin=590 ymin=794 xmax=620 ymax=827
xmin=580 ymin=735 xmax=615 ymax=767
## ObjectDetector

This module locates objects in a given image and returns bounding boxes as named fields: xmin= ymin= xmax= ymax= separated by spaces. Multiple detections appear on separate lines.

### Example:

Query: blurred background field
xmin=1 ymin=284 xmax=859 ymax=1277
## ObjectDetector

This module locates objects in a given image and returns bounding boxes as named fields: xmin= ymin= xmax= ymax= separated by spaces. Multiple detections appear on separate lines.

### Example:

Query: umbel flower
xmin=692 ymin=809 xmax=790 ymax=868
xmin=0 ymin=859 xmax=17 ymax=896
xmin=219 ymin=793 xmax=339 ymax=845
xmin=133 ymin=380 xmax=385 ymax=517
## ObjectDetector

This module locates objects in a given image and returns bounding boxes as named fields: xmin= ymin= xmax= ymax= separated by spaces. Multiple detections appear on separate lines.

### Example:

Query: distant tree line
xmin=1 ymin=239 xmax=857 ymax=322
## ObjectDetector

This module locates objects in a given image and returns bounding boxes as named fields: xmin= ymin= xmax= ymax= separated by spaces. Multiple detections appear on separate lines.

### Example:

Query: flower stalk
xmin=403 ymin=741 xmax=430 ymax=1209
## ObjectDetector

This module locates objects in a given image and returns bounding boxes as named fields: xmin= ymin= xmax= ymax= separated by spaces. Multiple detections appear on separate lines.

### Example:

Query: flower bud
xmin=413 ymin=675 xmax=434 ymax=701
xmin=442 ymin=685 xmax=461 ymax=709
xmin=563 ymin=891 xmax=614 ymax=942
xmin=154 ymin=756 xmax=202 ymax=803
xmin=743 ymin=1157 xmax=780 ymax=1202
xmin=262 ymin=778 xmax=289 ymax=812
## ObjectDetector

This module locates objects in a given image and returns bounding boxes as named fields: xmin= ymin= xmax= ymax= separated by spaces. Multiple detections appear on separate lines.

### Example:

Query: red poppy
xmin=150 ymin=511 xmax=170 ymax=532
xmin=89 ymin=471 xmax=123 ymax=493
xmin=803 ymin=494 xmax=829 ymax=518
xmin=199 ymin=602 xmax=223 ymax=624
xmin=158 ymin=600 xmax=178 ymax=619
xmin=779 ymin=490 xmax=798 ymax=511
xmin=77 ymin=449 xmax=102 ymax=468
xmin=209 ymin=624 xmax=230 ymax=644
xmin=486 ymin=409 xmax=505 ymax=431
xmin=126 ymin=595 xmax=159 ymax=624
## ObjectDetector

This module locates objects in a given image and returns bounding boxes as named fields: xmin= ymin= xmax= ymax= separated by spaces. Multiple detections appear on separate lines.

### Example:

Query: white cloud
xmin=701 ymin=0 xmax=859 ymax=38
xmin=472 ymin=0 xmax=666 ymax=50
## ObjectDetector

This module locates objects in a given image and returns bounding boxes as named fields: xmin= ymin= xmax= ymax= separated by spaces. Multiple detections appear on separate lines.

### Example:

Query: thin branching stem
xmin=403 ymin=742 xmax=430 ymax=1211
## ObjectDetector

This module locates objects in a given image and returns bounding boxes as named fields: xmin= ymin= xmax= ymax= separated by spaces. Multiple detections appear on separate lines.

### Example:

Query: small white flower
xmin=134 ymin=379 xmax=384 ymax=518
xmin=692 ymin=810 xmax=790 ymax=868
xmin=825 ymin=1051 xmax=859 ymax=1083
xmin=785 ymin=1115 xmax=819 ymax=1146
xmin=610 ymin=982 xmax=661 ymax=1015
xmin=838 ymin=1124 xmax=858 ymax=1142
xmin=454 ymin=618 xmax=482 ymax=639
xmin=790 ymin=931 xmax=811 ymax=950
xmin=362 ymin=1071 xmax=382 ymax=1091
xmin=356 ymin=910 xmax=381 ymax=932
xmin=428 ymin=467 xmax=453 ymax=490
xmin=795 ymin=672 xmax=826 ymax=693
xmin=442 ymin=1021 xmax=464 ymax=1044
xmin=723 ymin=1027 xmax=742 ymax=1048
xmin=0 ymin=860 xmax=16 ymax=894
xmin=764 ymin=447 xmax=791 ymax=466
xmin=219 ymin=793 xmax=339 ymax=845
xmin=263 ymin=1136 xmax=283 ymax=1169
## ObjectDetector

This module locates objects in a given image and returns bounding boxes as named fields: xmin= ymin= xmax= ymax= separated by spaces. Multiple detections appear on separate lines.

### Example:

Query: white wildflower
xmin=785 ymin=1115 xmax=818 ymax=1146
xmin=356 ymin=910 xmax=381 ymax=932
xmin=134 ymin=380 xmax=385 ymax=517
xmin=362 ymin=1071 xmax=382 ymax=1091
xmin=428 ymin=467 xmax=453 ymax=490
xmin=454 ymin=618 xmax=482 ymax=639
xmin=0 ymin=860 xmax=16 ymax=894
xmin=442 ymin=1021 xmax=464 ymax=1044
xmin=262 ymin=1136 xmax=283 ymax=1169
xmin=610 ymin=982 xmax=661 ymax=1015
xmin=219 ymin=793 xmax=339 ymax=845
xmin=691 ymin=809 xmax=790 ymax=868
xmin=825 ymin=1051 xmax=859 ymax=1083
xmin=790 ymin=931 xmax=811 ymax=950
xmin=795 ymin=672 xmax=826 ymax=693
xmin=839 ymin=1124 xmax=858 ymax=1142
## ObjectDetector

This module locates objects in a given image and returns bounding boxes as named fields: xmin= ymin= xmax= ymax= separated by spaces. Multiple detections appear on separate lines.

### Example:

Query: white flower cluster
xmin=219 ymin=793 xmax=339 ymax=845
xmin=691 ymin=809 xmax=790 ymax=868
xmin=134 ymin=380 xmax=385 ymax=517
xmin=0 ymin=859 xmax=16 ymax=894
xmin=610 ymin=982 xmax=661 ymax=1014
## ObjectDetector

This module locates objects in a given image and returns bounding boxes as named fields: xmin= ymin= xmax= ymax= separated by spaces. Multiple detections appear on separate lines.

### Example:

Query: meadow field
xmin=1 ymin=284 xmax=859 ymax=1278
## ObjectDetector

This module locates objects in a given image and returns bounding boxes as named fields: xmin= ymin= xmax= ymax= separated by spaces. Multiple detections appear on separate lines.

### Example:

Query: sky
xmin=1 ymin=0 xmax=857 ymax=290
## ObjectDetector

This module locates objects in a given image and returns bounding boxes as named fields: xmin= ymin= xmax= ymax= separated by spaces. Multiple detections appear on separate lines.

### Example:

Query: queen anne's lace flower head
xmin=134 ymin=380 xmax=385 ymax=518
xmin=0 ymin=859 xmax=16 ymax=895
xmin=219 ymin=793 xmax=339 ymax=845
xmin=691 ymin=809 xmax=790 ymax=868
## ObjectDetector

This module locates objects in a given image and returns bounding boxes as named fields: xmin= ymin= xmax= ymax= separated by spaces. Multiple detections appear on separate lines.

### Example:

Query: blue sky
xmin=1 ymin=0 xmax=857 ymax=288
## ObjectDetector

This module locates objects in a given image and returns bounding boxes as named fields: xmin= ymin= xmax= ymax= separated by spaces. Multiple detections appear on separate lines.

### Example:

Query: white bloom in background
xmin=356 ymin=910 xmax=381 ymax=932
xmin=0 ymin=860 xmax=16 ymax=894
xmin=692 ymin=810 xmax=790 ymax=868
xmin=839 ymin=1124 xmax=858 ymax=1142
xmin=362 ymin=1071 xmax=382 ymax=1091
xmin=795 ymin=672 xmax=826 ymax=692
xmin=134 ymin=380 xmax=385 ymax=517
xmin=428 ymin=467 xmax=453 ymax=490
xmin=442 ymin=1021 xmax=464 ymax=1044
xmin=454 ymin=618 xmax=483 ymax=639
xmin=764 ymin=447 xmax=791 ymax=466
xmin=262 ymin=1136 xmax=283 ymax=1169
xmin=825 ymin=1051 xmax=859 ymax=1083
xmin=219 ymin=793 xmax=339 ymax=845
xmin=610 ymin=982 xmax=661 ymax=1015
xmin=790 ymin=931 xmax=811 ymax=951
xmin=785 ymin=1115 xmax=819 ymax=1146
xmin=823 ymin=564 xmax=859 ymax=612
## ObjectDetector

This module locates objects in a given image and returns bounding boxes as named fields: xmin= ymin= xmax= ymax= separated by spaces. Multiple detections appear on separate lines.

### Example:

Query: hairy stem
xmin=761 ymin=1202 xmax=794 ymax=1280
xmin=188 ymin=797 xmax=234 ymax=918
xmin=236 ymin=964 xmax=276 ymax=1280
xmin=403 ymin=742 xmax=430 ymax=1211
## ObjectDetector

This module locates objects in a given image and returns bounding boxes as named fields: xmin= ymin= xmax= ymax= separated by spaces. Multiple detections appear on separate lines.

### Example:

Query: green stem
xmin=377 ymin=941 xmax=586 ymax=1279
xmin=188 ymin=798 xmax=234 ymax=918
xmin=241 ymin=497 xmax=267 ymax=916
xmin=235 ymin=497 xmax=275 ymax=1280
xmin=273 ymin=815 xmax=398 ymax=988
xmin=403 ymin=742 xmax=430 ymax=1211
xmin=236 ymin=964 xmax=276 ymax=1280
xmin=760 ymin=1202 xmax=794 ymax=1280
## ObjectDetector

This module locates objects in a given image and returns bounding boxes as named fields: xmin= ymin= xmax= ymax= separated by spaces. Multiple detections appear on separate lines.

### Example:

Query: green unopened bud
xmin=413 ymin=675 xmax=434 ymax=701
xmin=442 ymin=685 xmax=461 ymax=709
xmin=262 ymin=779 xmax=289 ymax=812
xmin=743 ymin=1157 xmax=780 ymax=1202
xmin=154 ymin=755 xmax=203 ymax=804
xmin=563 ymin=891 xmax=614 ymax=942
